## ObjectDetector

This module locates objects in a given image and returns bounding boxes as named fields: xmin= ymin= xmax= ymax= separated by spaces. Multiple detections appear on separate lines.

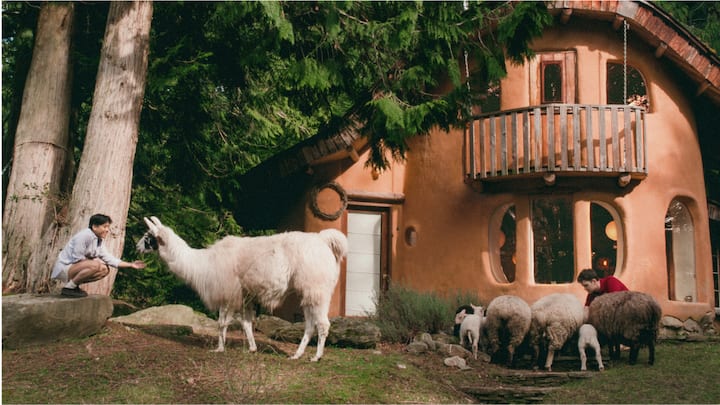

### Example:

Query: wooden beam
xmin=560 ymin=8 xmax=572 ymax=24
xmin=655 ymin=42 xmax=667 ymax=58
xmin=612 ymin=16 xmax=624 ymax=31
xmin=696 ymin=80 xmax=711 ymax=97
xmin=346 ymin=146 xmax=359 ymax=162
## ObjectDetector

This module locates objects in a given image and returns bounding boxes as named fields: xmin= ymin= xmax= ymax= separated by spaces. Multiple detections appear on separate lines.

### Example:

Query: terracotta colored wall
xmin=291 ymin=19 xmax=714 ymax=323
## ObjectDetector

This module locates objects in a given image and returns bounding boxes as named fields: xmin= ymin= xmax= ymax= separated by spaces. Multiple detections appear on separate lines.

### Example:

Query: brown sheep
xmin=588 ymin=291 xmax=661 ymax=365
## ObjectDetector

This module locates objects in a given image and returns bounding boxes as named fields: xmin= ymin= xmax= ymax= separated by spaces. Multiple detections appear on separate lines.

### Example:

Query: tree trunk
xmin=27 ymin=1 xmax=153 ymax=295
xmin=2 ymin=3 xmax=74 ymax=293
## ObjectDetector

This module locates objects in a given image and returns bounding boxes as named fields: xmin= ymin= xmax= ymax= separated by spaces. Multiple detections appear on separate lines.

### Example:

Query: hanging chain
xmin=623 ymin=19 xmax=628 ymax=103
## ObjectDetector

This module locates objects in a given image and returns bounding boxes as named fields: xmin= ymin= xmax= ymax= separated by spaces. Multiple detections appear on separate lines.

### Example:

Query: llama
xmin=137 ymin=216 xmax=348 ymax=361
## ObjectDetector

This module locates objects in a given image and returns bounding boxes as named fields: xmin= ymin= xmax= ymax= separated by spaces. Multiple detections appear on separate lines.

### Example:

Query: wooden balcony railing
xmin=464 ymin=104 xmax=647 ymax=185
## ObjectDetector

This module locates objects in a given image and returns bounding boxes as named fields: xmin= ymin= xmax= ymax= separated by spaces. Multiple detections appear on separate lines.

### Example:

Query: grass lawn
xmin=3 ymin=322 xmax=719 ymax=404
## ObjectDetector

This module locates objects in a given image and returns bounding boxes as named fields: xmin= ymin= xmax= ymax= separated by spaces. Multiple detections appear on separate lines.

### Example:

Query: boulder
xmin=270 ymin=317 xmax=381 ymax=349
xmin=2 ymin=293 xmax=113 ymax=349
xmin=254 ymin=314 xmax=292 ymax=336
xmin=109 ymin=304 xmax=217 ymax=334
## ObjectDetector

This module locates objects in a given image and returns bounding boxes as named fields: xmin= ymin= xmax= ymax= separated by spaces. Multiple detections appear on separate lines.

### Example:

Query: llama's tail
xmin=319 ymin=228 xmax=348 ymax=263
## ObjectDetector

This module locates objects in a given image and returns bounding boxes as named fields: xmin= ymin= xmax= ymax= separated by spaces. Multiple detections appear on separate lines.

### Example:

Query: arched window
xmin=607 ymin=63 xmax=649 ymax=109
xmin=490 ymin=204 xmax=516 ymax=283
xmin=665 ymin=199 xmax=697 ymax=302
xmin=532 ymin=196 xmax=574 ymax=283
xmin=590 ymin=202 xmax=622 ymax=277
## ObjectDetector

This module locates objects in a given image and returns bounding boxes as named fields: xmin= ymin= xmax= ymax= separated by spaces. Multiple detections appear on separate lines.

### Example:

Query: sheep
xmin=578 ymin=323 xmax=604 ymax=371
xmin=136 ymin=216 xmax=348 ymax=362
xmin=528 ymin=293 xmax=584 ymax=372
xmin=588 ymin=291 xmax=661 ymax=365
xmin=458 ymin=305 xmax=485 ymax=359
xmin=484 ymin=295 xmax=532 ymax=367
xmin=453 ymin=304 xmax=476 ymax=337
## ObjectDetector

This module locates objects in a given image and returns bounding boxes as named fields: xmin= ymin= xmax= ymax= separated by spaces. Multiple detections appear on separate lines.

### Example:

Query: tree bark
xmin=2 ymin=3 xmax=74 ymax=293
xmin=27 ymin=1 xmax=153 ymax=295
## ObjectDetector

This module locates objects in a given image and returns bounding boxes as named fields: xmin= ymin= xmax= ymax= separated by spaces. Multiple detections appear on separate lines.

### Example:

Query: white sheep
xmin=459 ymin=304 xmax=485 ymax=360
xmin=137 ymin=216 xmax=348 ymax=361
xmin=484 ymin=295 xmax=531 ymax=367
xmin=528 ymin=293 xmax=584 ymax=372
xmin=578 ymin=323 xmax=604 ymax=371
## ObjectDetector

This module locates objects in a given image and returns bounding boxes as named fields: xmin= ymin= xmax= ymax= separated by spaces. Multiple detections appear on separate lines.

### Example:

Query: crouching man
xmin=51 ymin=213 xmax=146 ymax=298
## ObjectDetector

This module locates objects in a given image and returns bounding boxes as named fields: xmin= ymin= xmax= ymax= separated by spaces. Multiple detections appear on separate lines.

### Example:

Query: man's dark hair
xmin=577 ymin=268 xmax=599 ymax=283
xmin=89 ymin=213 xmax=112 ymax=228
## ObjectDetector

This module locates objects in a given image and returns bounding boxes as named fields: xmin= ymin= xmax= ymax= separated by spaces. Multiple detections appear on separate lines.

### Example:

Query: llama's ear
xmin=144 ymin=217 xmax=159 ymax=235
xmin=150 ymin=216 xmax=162 ymax=227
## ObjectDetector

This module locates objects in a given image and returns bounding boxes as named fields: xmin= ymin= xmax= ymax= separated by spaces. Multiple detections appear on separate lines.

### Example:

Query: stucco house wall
xmin=248 ymin=2 xmax=718 ymax=325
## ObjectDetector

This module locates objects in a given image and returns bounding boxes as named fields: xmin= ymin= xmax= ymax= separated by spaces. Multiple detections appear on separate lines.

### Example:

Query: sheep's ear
xmin=144 ymin=217 xmax=159 ymax=235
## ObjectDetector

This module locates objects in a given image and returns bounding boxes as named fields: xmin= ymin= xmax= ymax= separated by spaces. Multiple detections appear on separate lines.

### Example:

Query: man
xmin=51 ymin=213 xmax=146 ymax=297
xmin=576 ymin=268 xmax=629 ymax=306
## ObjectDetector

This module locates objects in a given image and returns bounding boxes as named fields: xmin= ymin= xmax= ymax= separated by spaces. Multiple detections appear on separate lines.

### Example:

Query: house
xmin=236 ymin=1 xmax=720 ymax=327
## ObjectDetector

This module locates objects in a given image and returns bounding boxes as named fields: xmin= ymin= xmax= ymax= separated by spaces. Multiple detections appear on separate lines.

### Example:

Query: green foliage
xmin=658 ymin=2 xmax=720 ymax=53
xmin=371 ymin=285 xmax=482 ymax=344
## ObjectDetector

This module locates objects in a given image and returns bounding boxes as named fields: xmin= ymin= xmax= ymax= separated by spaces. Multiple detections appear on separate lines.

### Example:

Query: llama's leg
xmin=213 ymin=307 xmax=232 ymax=352
xmin=290 ymin=307 xmax=316 ymax=360
xmin=239 ymin=307 xmax=257 ymax=353
xmin=310 ymin=310 xmax=331 ymax=362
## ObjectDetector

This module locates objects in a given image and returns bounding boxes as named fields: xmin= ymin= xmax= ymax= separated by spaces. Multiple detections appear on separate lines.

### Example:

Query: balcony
xmin=464 ymin=104 xmax=647 ymax=191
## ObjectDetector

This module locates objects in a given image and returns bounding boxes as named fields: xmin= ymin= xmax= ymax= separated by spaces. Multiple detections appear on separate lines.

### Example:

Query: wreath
xmin=309 ymin=181 xmax=348 ymax=221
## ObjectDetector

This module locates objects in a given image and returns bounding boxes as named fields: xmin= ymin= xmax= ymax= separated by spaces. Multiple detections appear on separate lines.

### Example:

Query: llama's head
xmin=136 ymin=216 xmax=164 ymax=253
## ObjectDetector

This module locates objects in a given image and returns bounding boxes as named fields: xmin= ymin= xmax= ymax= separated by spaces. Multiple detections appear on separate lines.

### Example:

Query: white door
xmin=345 ymin=212 xmax=382 ymax=316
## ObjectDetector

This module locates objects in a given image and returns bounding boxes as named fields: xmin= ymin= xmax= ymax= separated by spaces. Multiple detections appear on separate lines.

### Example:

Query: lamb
xmin=578 ymin=323 xmax=604 ymax=371
xmin=453 ymin=304 xmax=476 ymax=337
xmin=458 ymin=304 xmax=485 ymax=360
xmin=528 ymin=293 xmax=584 ymax=372
xmin=484 ymin=295 xmax=532 ymax=367
xmin=588 ymin=291 xmax=662 ymax=365
xmin=136 ymin=216 xmax=348 ymax=362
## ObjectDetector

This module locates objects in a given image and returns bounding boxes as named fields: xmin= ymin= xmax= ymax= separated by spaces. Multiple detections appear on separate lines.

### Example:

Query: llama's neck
xmin=158 ymin=228 xmax=211 ymax=286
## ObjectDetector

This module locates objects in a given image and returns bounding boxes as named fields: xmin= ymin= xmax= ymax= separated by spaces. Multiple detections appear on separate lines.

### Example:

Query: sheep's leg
xmin=594 ymin=343 xmax=605 ymax=371
xmin=544 ymin=348 xmax=556 ymax=372
xmin=647 ymin=341 xmax=655 ymax=365
xmin=628 ymin=344 xmax=640 ymax=365
xmin=471 ymin=334 xmax=478 ymax=360
xmin=290 ymin=307 xmax=316 ymax=360
xmin=239 ymin=307 xmax=257 ymax=353
xmin=579 ymin=346 xmax=588 ymax=371
xmin=213 ymin=307 xmax=233 ymax=352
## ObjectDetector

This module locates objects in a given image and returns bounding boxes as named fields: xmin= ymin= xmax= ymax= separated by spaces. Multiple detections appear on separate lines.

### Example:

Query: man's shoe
xmin=61 ymin=287 xmax=88 ymax=298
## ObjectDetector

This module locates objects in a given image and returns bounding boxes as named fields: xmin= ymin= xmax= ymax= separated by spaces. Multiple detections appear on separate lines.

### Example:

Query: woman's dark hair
xmin=577 ymin=268 xmax=599 ymax=283
xmin=88 ymin=213 xmax=112 ymax=228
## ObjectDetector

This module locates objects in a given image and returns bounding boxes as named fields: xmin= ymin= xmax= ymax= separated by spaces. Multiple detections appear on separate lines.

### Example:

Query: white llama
xmin=137 ymin=216 xmax=347 ymax=361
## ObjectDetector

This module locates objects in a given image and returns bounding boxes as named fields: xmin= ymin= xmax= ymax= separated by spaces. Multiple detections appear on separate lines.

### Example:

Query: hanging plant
xmin=309 ymin=181 xmax=348 ymax=221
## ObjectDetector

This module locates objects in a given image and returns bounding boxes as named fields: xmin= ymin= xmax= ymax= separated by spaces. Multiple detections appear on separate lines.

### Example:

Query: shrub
xmin=371 ymin=286 xmax=482 ymax=344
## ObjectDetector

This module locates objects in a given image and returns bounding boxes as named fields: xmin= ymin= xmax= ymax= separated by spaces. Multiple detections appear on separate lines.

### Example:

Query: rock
xmin=2 ymin=293 xmax=113 ymax=349
xmin=109 ymin=304 xmax=217 ymax=334
xmin=270 ymin=317 xmax=381 ymax=349
xmin=327 ymin=317 xmax=381 ymax=349
xmin=406 ymin=341 xmax=429 ymax=354
xmin=661 ymin=316 xmax=684 ymax=330
xmin=444 ymin=355 xmax=472 ymax=370
xmin=415 ymin=332 xmax=436 ymax=351
xmin=254 ymin=314 xmax=292 ymax=336
xmin=111 ymin=299 xmax=139 ymax=317
xmin=683 ymin=318 xmax=702 ymax=334
xmin=438 ymin=343 xmax=473 ymax=359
